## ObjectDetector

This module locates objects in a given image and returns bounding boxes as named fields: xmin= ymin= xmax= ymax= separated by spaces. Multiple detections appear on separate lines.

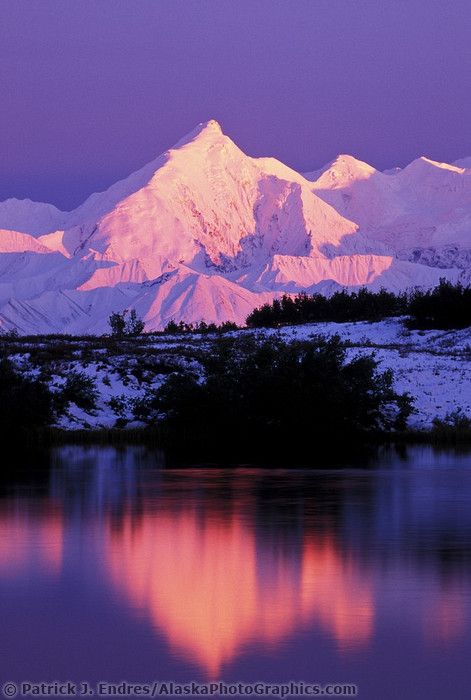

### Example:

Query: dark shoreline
xmin=46 ymin=424 xmax=471 ymax=445
xmin=3 ymin=425 xmax=467 ymax=471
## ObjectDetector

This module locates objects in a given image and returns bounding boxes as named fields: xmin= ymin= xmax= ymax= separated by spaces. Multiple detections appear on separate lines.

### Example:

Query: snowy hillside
xmin=5 ymin=321 xmax=471 ymax=431
xmin=0 ymin=121 xmax=469 ymax=334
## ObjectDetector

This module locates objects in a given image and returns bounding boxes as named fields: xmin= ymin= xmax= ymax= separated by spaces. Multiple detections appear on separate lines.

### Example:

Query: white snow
xmin=272 ymin=319 xmax=471 ymax=430
xmin=6 ymin=319 xmax=470 ymax=432
xmin=0 ymin=120 xmax=469 ymax=334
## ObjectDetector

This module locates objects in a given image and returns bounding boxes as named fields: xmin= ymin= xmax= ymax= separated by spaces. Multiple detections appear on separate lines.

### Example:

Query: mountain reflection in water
xmin=0 ymin=445 xmax=471 ymax=698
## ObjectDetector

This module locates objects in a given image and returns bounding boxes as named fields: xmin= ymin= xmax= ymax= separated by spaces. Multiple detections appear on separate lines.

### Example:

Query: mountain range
xmin=0 ymin=120 xmax=469 ymax=334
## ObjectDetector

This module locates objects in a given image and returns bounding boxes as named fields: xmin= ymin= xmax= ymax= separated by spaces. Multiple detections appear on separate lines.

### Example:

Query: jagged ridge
xmin=0 ymin=121 xmax=468 ymax=333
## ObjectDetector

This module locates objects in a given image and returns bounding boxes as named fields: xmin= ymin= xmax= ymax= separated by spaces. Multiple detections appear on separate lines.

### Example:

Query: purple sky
xmin=1 ymin=0 xmax=470 ymax=210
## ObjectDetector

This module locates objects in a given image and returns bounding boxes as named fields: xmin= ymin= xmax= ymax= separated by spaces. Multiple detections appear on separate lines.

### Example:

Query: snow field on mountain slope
xmin=0 ymin=121 xmax=469 ymax=334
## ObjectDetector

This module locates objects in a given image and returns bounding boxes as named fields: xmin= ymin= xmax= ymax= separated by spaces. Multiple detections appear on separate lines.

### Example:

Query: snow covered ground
xmin=274 ymin=319 xmax=471 ymax=430
xmin=6 ymin=317 xmax=471 ymax=431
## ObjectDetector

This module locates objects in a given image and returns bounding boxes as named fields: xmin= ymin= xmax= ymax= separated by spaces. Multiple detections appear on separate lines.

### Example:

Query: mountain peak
xmin=311 ymin=154 xmax=377 ymax=188
xmin=1 ymin=124 xmax=471 ymax=334
xmin=330 ymin=154 xmax=377 ymax=172
xmin=171 ymin=119 xmax=226 ymax=151
xmin=201 ymin=118 xmax=223 ymax=132
xmin=403 ymin=156 xmax=466 ymax=177
xmin=189 ymin=119 xmax=224 ymax=139
xmin=0 ymin=196 xmax=65 ymax=235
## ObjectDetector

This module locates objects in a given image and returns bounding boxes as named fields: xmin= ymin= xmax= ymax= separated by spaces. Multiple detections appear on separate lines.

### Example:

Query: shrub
xmin=431 ymin=410 xmax=471 ymax=441
xmin=58 ymin=371 xmax=99 ymax=412
xmin=107 ymin=394 xmax=130 ymax=419
xmin=163 ymin=320 xmax=179 ymax=334
xmin=0 ymin=358 xmax=54 ymax=433
xmin=108 ymin=309 xmax=145 ymax=337
xmin=139 ymin=335 xmax=413 ymax=448
xmin=0 ymin=328 xmax=19 ymax=339
xmin=108 ymin=311 xmax=126 ymax=337
xmin=163 ymin=319 xmax=239 ymax=334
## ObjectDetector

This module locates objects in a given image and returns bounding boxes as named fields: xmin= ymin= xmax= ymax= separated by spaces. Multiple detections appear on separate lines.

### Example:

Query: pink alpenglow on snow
xmin=0 ymin=121 xmax=469 ymax=334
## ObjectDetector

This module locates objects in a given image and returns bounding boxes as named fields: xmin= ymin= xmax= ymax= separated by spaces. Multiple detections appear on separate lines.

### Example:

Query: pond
xmin=1 ymin=445 xmax=471 ymax=699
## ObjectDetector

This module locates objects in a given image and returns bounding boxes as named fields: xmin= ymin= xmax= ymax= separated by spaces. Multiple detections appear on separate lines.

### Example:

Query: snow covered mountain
xmin=307 ymin=154 xmax=471 ymax=275
xmin=0 ymin=120 xmax=468 ymax=334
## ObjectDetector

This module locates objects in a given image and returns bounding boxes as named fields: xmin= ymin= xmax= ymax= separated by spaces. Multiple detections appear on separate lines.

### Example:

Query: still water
xmin=1 ymin=445 xmax=471 ymax=699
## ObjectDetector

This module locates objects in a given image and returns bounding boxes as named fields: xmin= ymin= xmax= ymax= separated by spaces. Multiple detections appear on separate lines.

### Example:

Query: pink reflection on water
xmin=423 ymin=589 xmax=468 ymax=645
xmin=103 ymin=506 xmax=375 ymax=676
xmin=0 ymin=476 xmax=468 ymax=678
xmin=0 ymin=502 xmax=64 ymax=576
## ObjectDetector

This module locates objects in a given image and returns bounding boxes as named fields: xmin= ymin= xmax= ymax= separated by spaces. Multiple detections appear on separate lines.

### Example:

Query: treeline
xmin=246 ymin=288 xmax=407 ymax=327
xmin=246 ymin=280 xmax=471 ymax=330
xmin=406 ymin=280 xmax=471 ymax=330
xmin=163 ymin=319 xmax=239 ymax=334
xmin=106 ymin=310 xmax=239 ymax=338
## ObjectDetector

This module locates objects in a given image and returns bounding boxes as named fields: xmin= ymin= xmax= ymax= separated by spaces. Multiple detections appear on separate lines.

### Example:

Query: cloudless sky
xmin=0 ymin=0 xmax=470 ymax=209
